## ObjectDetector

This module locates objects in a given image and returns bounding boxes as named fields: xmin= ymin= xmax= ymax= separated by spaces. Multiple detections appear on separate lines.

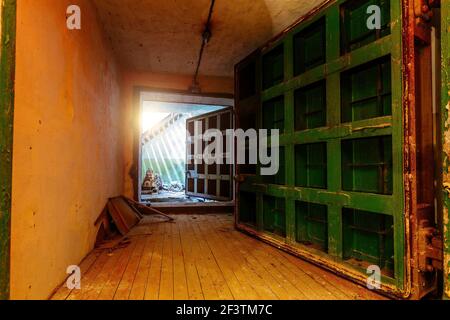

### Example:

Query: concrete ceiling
xmin=92 ymin=0 xmax=328 ymax=77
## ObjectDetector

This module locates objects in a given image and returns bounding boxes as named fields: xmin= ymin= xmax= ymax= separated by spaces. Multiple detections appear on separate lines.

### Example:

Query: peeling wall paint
xmin=11 ymin=0 xmax=125 ymax=299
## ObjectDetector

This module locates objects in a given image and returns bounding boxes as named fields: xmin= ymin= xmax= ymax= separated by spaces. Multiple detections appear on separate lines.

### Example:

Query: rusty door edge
xmin=0 ymin=0 xmax=16 ymax=301
xmin=400 ymin=0 xmax=416 ymax=300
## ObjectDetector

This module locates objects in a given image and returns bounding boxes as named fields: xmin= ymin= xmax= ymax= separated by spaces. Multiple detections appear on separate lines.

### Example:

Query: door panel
xmin=234 ymin=0 xmax=442 ymax=299
xmin=186 ymin=107 xmax=233 ymax=201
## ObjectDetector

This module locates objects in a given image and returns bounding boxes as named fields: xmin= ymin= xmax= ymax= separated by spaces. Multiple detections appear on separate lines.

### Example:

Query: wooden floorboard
xmin=159 ymin=221 xmax=175 ymax=300
xmin=178 ymin=217 xmax=205 ymax=300
xmin=128 ymin=224 xmax=154 ymax=300
xmin=144 ymin=221 xmax=164 ymax=300
xmin=50 ymin=214 xmax=387 ymax=300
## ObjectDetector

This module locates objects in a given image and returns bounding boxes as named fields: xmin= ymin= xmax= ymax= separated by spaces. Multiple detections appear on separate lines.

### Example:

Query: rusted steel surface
xmin=0 ymin=0 xmax=16 ymax=301
xmin=401 ymin=0 xmax=415 ymax=299
xmin=401 ymin=0 xmax=443 ymax=299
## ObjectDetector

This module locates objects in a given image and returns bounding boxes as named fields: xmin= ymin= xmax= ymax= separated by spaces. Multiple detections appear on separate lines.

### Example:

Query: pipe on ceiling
xmin=189 ymin=0 xmax=216 ymax=93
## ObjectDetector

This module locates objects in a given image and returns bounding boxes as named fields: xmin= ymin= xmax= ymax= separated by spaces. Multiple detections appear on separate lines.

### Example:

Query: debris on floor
xmin=107 ymin=196 xmax=143 ymax=235
xmin=95 ymin=236 xmax=132 ymax=254
xmin=94 ymin=196 xmax=174 ymax=248
xmin=94 ymin=196 xmax=143 ymax=249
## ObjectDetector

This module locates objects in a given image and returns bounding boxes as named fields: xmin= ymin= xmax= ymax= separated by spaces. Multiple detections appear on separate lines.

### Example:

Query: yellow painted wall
xmin=11 ymin=0 xmax=125 ymax=299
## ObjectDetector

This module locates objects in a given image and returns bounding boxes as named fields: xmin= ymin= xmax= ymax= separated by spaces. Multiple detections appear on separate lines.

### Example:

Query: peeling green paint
xmin=0 ymin=0 xmax=16 ymax=300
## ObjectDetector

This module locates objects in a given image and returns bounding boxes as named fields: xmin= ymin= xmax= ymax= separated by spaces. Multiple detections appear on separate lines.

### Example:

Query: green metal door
xmin=235 ymin=0 xmax=409 ymax=297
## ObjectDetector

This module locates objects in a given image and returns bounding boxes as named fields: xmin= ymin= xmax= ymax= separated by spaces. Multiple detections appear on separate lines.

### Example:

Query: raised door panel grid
xmin=238 ymin=61 xmax=257 ymax=101
xmin=343 ymin=208 xmax=394 ymax=277
xmin=263 ymin=195 xmax=286 ymax=238
xmin=295 ymin=143 xmax=327 ymax=189
xmin=342 ymin=136 xmax=393 ymax=195
xmin=263 ymin=146 xmax=286 ymax=185
xmin=235 ymin=53 xmax=261 ymax=177
xmin=238 ymin=191 xmax=257 ymax=227
xmin=262 ymin=44 xmax=284 ymax=90
xmin=341 ymin=56 xmax=392 ymax=123
xmin=186 ymin=108 xmax=233 ymax=201
xmin=236 ymin=0 xmax=404 ymax=294
xmin=296 ymin=201 xmax=328 ymax=253
xmin=262 ymin=96 xmax=285 ymax=133
xmin=295 ymin=80 xmax=327 ymax=131
xmin=294 ymin=17 xmax=326 ymax=75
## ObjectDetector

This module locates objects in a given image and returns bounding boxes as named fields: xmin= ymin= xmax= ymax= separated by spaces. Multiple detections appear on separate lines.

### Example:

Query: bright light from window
xmin=142 ymin=111 xmax=171 ymax=132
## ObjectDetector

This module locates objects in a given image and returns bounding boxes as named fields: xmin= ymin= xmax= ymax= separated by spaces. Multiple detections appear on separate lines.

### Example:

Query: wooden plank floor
xmin=51 ymin=214 xmax=387 ymax=300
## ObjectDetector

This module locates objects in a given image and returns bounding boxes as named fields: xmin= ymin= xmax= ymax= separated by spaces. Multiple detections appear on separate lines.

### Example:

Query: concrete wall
xmin=120 ymin=71 xmax=234 ymax=199
xmin=11 ymin=0 xmax=125 ymax=299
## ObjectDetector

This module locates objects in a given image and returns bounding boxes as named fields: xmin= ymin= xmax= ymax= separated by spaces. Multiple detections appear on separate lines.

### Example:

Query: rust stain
xmin=444 ymin=98 xmax=450 ymax=296
xmin=443 ymin=207 xmax=450 ymax=297
xmin=443 ymin=102 xmax=450 ymax=190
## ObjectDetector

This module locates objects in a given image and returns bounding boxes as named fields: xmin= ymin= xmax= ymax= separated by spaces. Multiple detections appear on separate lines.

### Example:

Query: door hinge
xmin=418 ymin=220 xmax=443 ymax=273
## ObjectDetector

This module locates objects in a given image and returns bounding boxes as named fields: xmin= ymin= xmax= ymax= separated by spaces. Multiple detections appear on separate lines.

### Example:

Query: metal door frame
xmin=134 ymin=89 xmax=234 ymax=202
xmin=0 ymin=0 xmax=16 ymax=300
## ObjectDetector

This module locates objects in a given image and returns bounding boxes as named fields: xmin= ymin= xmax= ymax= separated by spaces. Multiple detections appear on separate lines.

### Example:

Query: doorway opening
xmin=138 ymin=91 xmax=234 ymax=205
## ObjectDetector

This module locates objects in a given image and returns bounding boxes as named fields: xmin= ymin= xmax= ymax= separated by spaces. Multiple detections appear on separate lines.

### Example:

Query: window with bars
xmin=296 ymin=201 xmax=328 ymax=253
